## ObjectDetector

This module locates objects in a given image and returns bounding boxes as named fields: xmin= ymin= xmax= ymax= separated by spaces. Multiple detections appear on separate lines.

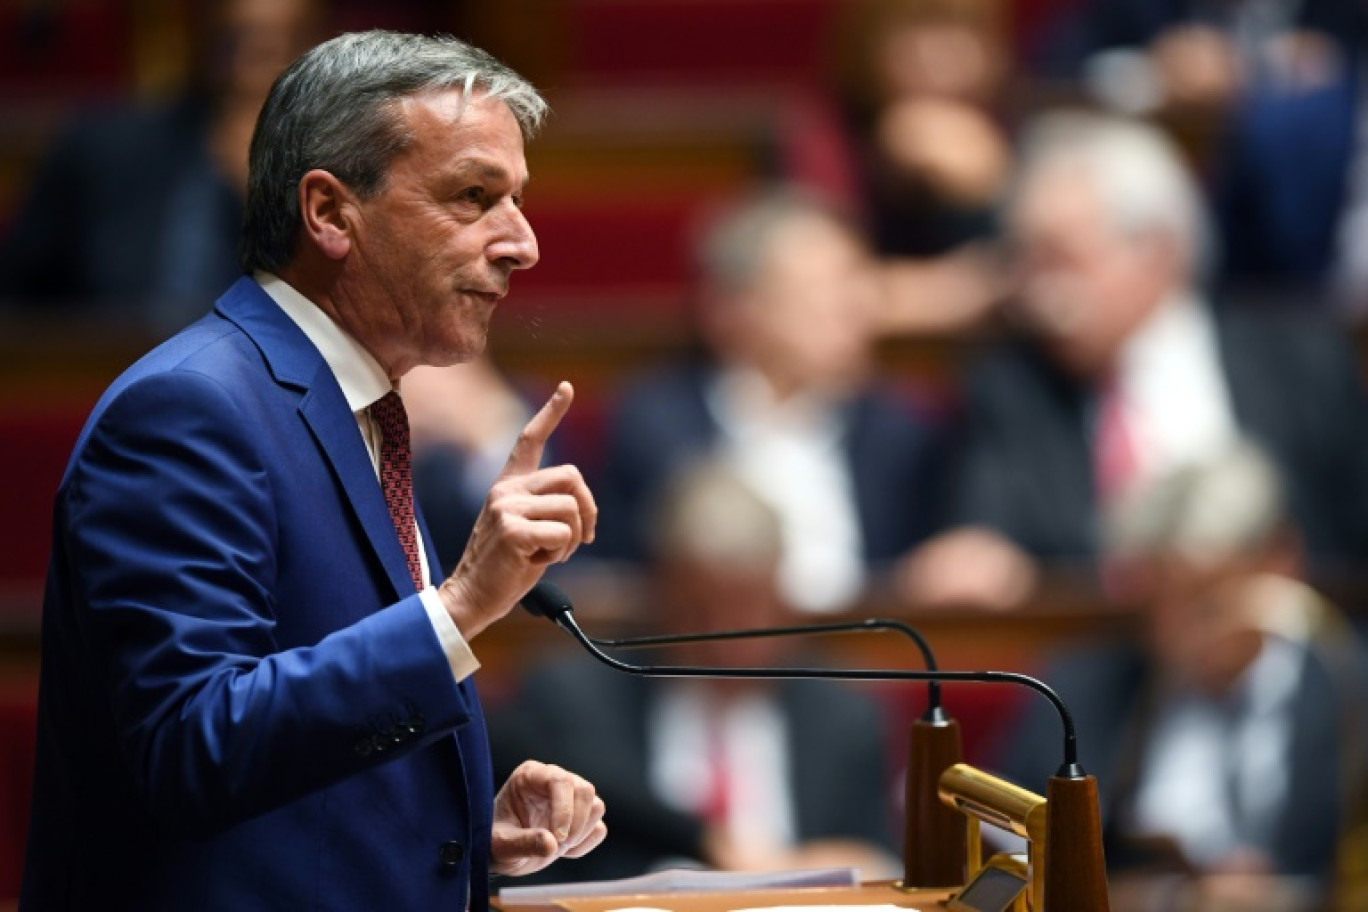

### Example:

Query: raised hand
xmin=437 ymin=381 xmax=597 ymax=639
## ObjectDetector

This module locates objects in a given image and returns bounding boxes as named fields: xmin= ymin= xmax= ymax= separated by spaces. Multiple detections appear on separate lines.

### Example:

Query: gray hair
xmin=1010 ymin=110 xmax=1214 ymax=280
xmin=240 ymin=30 xmax=548 ymax=274
xmin=695 ymin=186 xmax=859 ymax=296
xmin=1106 ymin=439 xmax=1287 ymax=564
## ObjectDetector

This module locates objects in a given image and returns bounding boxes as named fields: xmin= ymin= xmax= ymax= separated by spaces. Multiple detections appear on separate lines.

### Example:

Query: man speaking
xmin=22 ymin=31 xmax=605 ymax=910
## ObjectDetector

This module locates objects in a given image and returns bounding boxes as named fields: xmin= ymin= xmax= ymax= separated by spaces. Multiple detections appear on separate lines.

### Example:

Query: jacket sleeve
xmin=62 ymin=368 xmax=474 ymax=834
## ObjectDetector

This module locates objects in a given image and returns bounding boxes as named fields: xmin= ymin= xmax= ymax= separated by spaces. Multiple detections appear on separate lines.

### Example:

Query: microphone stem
xmin=590 ymin=617 xmax=943 ymax=711
xmin=559 ymin=613 xmax=1079 ymax=769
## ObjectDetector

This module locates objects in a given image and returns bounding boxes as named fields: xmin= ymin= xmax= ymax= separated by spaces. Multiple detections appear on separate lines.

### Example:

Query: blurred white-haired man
xmin=901 ymin=109 xmax=1368 ymax=611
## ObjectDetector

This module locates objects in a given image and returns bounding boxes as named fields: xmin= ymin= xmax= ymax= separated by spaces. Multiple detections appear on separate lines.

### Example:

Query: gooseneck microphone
xmin=520 ymin=579 xmax=1111 ymax=910
xmin=520 ymin=579 xmax=1079 ymax=769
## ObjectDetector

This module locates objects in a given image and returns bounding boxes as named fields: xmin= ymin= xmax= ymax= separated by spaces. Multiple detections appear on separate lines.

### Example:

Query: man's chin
xmin=410 ymin=332 xmax=486 ymax=370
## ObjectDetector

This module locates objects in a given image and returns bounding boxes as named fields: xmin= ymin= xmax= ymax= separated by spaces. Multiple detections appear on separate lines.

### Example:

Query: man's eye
xmin=458 ymin=187 xmax=486 ymax=205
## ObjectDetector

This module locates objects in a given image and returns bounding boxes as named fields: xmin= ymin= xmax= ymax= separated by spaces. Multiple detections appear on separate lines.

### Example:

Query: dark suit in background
xmin=592 ymin=361 xmax=941 ymax=568
xmin=945 ymin=308 xmax=1368 ymax=579
xmin=0 ymin=97 xmax=244 ymax=332
xmin=992 ymin=637 xmax=1354 ymax=882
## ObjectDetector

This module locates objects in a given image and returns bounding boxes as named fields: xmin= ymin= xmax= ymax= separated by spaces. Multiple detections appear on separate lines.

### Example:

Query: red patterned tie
xmin=370 ymin=391 xmax=424 ymax=592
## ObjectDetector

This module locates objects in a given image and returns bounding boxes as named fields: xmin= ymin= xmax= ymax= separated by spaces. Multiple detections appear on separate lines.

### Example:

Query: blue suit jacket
xmin=22 ymin=278 xmax=495 ymax=910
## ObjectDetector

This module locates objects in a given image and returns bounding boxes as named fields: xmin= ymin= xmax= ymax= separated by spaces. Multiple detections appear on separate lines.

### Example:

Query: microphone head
xmin=521 ymin=580 xmax=575 ymax=623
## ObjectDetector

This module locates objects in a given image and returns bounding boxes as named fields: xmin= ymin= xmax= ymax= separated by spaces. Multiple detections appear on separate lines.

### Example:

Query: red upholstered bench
xmin=565 ymin=0 xmax=837 ymax=89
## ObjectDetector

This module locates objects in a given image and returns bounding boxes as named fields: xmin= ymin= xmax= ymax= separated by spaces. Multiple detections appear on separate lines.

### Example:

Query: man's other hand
xmin=492 ymin=761 xmax=607 ymax=876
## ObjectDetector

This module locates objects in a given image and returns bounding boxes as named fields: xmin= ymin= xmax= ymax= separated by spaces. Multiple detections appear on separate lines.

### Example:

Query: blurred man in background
xmin=0 ymin=0 xmax=325 ymax=333
xmin=993 ymin=439 xmax=1368 ymax=911
xmin=493 ymin=458 xmax=898 ymax=881
xmin=902 ymin=110 xmax=1368 ymax=611
xmin=593 ymin=187 xmax=942 ymax=614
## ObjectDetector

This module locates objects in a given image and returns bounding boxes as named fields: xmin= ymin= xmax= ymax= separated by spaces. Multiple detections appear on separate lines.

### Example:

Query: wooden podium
xmin=495 ymin=755 xmax=1110 ymax=912
xmin=499 ymin=880 xmax=955 ymax=912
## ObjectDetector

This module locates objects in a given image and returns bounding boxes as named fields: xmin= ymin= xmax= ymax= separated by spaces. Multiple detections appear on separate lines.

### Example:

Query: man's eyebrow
xmin=448 ymin=159 xmax=531 ymax=190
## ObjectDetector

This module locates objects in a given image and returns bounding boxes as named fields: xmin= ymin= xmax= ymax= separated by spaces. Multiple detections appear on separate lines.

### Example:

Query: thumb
xmin=491 ymin=826 xmax=558 ymax=863
xmin=500 ymin=381 xmax=573 ymax=477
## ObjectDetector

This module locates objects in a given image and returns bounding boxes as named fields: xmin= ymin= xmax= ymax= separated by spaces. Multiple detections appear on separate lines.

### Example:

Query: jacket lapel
xmin=215 ymin=277 xmax=419 ymax=602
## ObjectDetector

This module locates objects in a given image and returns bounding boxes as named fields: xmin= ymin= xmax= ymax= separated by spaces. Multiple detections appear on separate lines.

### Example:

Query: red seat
xmin=515 ymin=195 xmax=712 ymax=320
xmin=566 ymin=0 xmax=837 ymax=89
xmin=882 ymin=679 xmax=1030 ymax=772
xmin=0 ymin=679 xmax=37 ymax=901
xmin=0 ymin=5 xmax=130 ymax=95
xmin=0 ymin=403 xmax=87 ymax=613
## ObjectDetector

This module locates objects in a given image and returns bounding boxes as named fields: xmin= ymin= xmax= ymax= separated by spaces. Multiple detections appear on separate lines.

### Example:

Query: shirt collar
xmin=1119 ymin=289 xmax=1212 ymax=374
xmin=707 ymin=365 xmax=843 ymax=439
xmin=255 ymin=272 xmax=393 ymax=412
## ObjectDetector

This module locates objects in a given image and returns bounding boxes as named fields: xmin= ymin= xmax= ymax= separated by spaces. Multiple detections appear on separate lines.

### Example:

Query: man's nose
xmin=489 ymin=204 xmax=539 ymax=271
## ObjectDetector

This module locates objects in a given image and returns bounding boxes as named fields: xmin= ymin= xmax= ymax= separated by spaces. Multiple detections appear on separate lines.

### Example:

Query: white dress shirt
xmin=1110 ymin=291 xmax=1239 ymax=491
xmin=707 ymin=367 xmax=865 ymax=614
xmin=256 ymin=273 xmax=479 ymax=682
xmin=1131 ymin=635 xmax=1305 ymax=867
xmin=649 ymin=682 xmax=795 ymax=853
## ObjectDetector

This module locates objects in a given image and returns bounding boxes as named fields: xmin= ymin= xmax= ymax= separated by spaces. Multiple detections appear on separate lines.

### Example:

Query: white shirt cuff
xmin=419 ymin=587 xmax=481 ymax=682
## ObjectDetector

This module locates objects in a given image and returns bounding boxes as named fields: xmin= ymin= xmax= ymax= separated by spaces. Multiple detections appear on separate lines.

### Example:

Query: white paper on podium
xmin=727 ymin=902 xmax=919 ymax=907
xmin=729 ymin=905 xmax=918 ymax=912
xmin=498 ymin=866 xmax=860 ymax=905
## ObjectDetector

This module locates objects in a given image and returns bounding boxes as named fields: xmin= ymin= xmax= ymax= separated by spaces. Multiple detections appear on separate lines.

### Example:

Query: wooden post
xmin=1043 ymin=772 xmax=1110 ymax=911
xmin=901 ymin=711 xmax=967 ymax=888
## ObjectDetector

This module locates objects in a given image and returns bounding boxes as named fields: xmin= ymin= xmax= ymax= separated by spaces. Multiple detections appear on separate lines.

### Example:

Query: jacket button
xmin=438 ymin=840 xmax=465 ymax=869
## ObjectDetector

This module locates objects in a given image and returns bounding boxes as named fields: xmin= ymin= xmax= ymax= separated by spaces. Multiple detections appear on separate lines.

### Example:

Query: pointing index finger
xmin=503 ymin=381 xmax=573 ymax=477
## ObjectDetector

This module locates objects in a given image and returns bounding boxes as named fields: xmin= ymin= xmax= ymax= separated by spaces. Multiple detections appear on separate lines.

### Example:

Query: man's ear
xmin=297 ymin=169 xmax=355 ymax=261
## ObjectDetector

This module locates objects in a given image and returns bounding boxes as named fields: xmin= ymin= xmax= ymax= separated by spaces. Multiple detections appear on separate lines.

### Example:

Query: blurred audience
xmin=1034 ymin=0 xmax=1362 ymax=110
xmin=1032 ymin=0 xmax=1366 ymax=304
xmin=591 ymin=186 xmax=943 ymax=613
xmin=991 ymin=439 xmax=1368 ymax=911
xmin=490 ymin=459 xmax=899 ymax=881
xmin=901 ymin=110 xmax=1368 ymax=611
xmin=781 ymin=0 xmax=1013 ymax=334
xmin=0 ymin=0 xmax=325 ymax=333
